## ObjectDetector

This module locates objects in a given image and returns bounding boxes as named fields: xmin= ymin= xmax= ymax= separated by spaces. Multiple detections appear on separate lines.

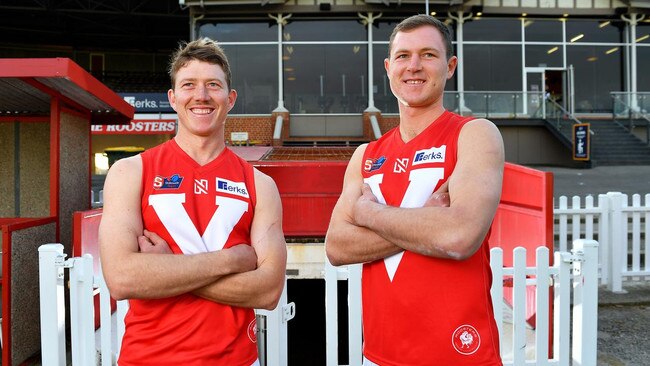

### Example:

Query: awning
xmin=0 ymin=58 xmax=134 ymax=124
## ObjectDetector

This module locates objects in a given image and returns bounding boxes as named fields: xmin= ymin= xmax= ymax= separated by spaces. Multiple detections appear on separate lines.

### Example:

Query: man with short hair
xmin=326 ymin=15 xmax=504 ymax=365
xmin=99 ymin=38 xmax=287 ymax=366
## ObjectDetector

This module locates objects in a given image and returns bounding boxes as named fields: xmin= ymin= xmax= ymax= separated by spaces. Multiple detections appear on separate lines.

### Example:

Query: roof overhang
xmin=0 ymin=58 xmax=135 ymax=124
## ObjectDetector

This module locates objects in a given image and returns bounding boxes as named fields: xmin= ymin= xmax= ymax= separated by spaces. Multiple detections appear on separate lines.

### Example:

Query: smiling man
xmin=326 ymin=15 xmax=505 ymax=365
xmin=99 ymin=38 xmax=287 ymax=366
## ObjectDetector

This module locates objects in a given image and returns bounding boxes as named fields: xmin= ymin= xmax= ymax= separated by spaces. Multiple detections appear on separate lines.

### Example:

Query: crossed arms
xmin=325 ymin=119 xmax=505 ymax=265
xmin=99 ymin=156 xmax=287 ymax=310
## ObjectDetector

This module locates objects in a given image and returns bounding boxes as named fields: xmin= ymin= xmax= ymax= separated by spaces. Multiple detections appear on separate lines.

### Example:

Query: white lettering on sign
xmin=91 ymin=120 xmax=177 ymax=135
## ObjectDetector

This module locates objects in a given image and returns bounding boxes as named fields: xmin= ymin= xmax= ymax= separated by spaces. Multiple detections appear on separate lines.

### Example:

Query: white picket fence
xmin=37 ymin=244 xmax=295 ymax=366
xmin=39 ymin=241 xmax=598 ymax=366
xmin=555 ymin=192 xmax=650 ymax=293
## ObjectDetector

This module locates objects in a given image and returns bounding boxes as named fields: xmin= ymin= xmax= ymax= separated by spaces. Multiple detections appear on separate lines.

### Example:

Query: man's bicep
xmin=99 ymin=157 xmax=144 ymax=267
xmin=250 ymin=172 xmax=287 ymax=273
xmin=449 ymin=120 xmax=504 ymax=221
xmin=329 ymin=145 xmax=366 ymax=227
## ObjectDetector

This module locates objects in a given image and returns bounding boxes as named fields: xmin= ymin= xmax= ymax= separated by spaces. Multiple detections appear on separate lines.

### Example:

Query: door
xmin=526 ymin=67 xmax=574 ymax=118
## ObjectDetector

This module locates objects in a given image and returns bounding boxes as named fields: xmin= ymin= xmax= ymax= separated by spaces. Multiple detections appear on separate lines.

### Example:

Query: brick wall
xmin=225 ymin=115 xmax=274 ymax=145
xmin=379 ymin=115 xmax=399 ymax=134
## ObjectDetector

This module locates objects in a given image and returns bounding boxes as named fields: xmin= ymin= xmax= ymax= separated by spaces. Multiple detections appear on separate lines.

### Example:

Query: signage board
xmin=92 ymin=119 xmax=176 ymax=135
xmin=573 ymin=123 xmax=590 ymax=161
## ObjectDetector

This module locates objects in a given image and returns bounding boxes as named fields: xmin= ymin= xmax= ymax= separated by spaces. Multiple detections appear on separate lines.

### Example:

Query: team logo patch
xmin=153 ymin=174 xmax=183 ymax=189
xmin=393 ymin=158 xmax=409 ymax=173
xmin=412 ymin=146 xmax=446 ymax=166
xmin=452 ymin=324 xmax=481 ymax=355
xmin=364 ymin=156 xmax=386 ymax=172
xmin=194 ymin=179 xmax=208 ymax=194
xmin=247 ymin=318 xmax=257 ymax=343
xmin=216 ymin=178 xmax=249 ymax=198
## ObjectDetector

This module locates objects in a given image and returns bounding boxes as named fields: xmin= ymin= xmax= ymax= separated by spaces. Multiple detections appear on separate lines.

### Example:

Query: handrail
xmin=545 ymin=97 xmax=594 ymax=134
xmin=610 ymin=92 xmax=650 ymax=145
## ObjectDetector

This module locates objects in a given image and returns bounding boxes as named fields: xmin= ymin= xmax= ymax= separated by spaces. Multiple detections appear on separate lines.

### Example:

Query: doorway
xmin=525 ymin=67 xmax=574 ymax=118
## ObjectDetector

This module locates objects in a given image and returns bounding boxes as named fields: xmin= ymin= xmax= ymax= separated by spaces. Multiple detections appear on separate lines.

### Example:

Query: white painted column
xmin=359 ymin=12 xmax=382 ymax=113
xmin=269 ymin=13 xmax=292 ymax=112
xmin=449 ymin=11 xmax=473 ymax=115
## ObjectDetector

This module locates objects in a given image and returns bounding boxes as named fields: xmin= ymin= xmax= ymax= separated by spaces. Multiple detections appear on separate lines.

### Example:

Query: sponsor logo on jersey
xmin=216 ymin=178 xmax=249 ymax=198
xmin=412 ymin=146 xmax=446 ymax=166
xmin=452 ymin=324 xmax=481 ymax=355
xmin=153 ymin=174 xmax=183 ymax=189
xmin=393 ymin=158 xmax=409 ymax=173
xmin=364 ymin=156 xmax=386 ymax=172
xmin=247 ymin=318 xmax=257 ymax=343
xmin=194 ymin=179 xmax=208 ymax=194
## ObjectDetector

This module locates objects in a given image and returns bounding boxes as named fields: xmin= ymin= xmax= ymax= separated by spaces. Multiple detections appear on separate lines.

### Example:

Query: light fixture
xmin=547 ymin=47 xmax=559 ymax=54
xmin=587 ymin=56 xmax=598 ymax=62
xmin=476 ymin=12 xmax=482 ymax=16
xmin=636 ymin=34 xmax=649 ymax=42
xmin=287 ymin=77 xmax=296 ymax=81
xmin=284 ymin=67 xmax=294 ymax=72
xmin=570 ymin=34 xmax=584 ymax=42
xmin=522 ymin=13 xmax=527 ymax=17
xmin=430 ymin=11 xmax=436 ymax=16
xmin=605 ymin=47 xmax=619 ymax=55
xmin=599 ymin=21 xmax=611 ymax=28
xmin=563 ymin=13 xmax=569 ymax=18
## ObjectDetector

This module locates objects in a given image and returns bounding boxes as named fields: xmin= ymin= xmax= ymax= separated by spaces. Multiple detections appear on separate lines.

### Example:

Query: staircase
xmin=554 ymin=119 xmax=650 ymax=166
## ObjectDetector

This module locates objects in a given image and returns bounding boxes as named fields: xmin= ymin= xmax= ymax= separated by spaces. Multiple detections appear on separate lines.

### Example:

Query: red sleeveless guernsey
xmin=361 ymin=111 xmax=502 ymax=365
xmin=118 ymin=139 xmax=258 ymax=366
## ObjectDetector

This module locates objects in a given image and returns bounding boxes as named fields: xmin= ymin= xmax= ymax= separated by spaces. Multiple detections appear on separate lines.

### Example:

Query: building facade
xmin=185 ymin=0 xmax=649 ymax=117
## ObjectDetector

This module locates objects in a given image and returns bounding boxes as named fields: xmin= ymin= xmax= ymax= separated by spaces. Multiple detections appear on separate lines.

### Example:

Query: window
xmin=199 ymin=22 xmax=276 ymax=42
xmin=524 ymin=19 xmax=563 ymax=42
xmin=221 ymin=45 xmax=278 ymax=114
xmin=465 ymin=18 xmax=520 ymax=42
xmin=284 ymin=44 xmax=367 ymax=114
xmin=567 ymin=45 xmax=623 ymax=113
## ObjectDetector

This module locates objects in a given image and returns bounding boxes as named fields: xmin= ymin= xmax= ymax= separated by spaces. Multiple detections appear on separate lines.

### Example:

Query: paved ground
xmin=539 ymin=165 xmax=650 ymax=366
xmin=535 ymin=165 xmax=650 ymax=198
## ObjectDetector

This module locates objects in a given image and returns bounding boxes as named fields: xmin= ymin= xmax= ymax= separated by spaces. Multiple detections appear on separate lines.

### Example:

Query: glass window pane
xmin=465 ymin=18 xmax=521 ymax=42
xmin=221 ymin=45 xmax=277 ymax=114
xmin=199 ymin=22 xmax=276 ymax=42
xmin=464 ymin=45 xmax=522 ymax=91
xmin=284 ymin=20 xmax=365 ymax=41
xmin=567 ymin=45 xmax=623 ymax=113
xmin=524 ymin=19 xmax=563 ymax=42
xmin=284 ymin=44 xmax=367 ymax=113
xmin=526 ymin=45 xmax=563 ymax=67
xmin=373 ymin=44 xmax=396 ymax=113
xmin=566 ymin=20 xmax=624 ymax=44
xmin=639 ymin=46 xmax=650 ymax=92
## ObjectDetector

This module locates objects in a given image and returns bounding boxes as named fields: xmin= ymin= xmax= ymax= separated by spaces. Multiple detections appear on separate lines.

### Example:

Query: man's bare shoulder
xmin=106 ymin=155 xmax=142 ymax=178
xmin=253 ymin=167 xmax=278 ymax=191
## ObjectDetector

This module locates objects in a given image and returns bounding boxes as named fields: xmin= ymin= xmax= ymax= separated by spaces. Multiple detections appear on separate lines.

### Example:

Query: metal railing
xmin=544 ymin=97 xmax=586 ymax=131
xmin=443 ymin=91 xmax=546 ymax=119
xmin=611 ymin=92 xmax=650 ymax=144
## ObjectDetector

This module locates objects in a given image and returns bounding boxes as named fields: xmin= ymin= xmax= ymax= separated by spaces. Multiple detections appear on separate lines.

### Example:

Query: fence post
xmin=325 ymin=261 xmax=339 ymax=366
xmin=69 ymin=254 xmax=96 ymax=366
xmin=38 ymin=244 xmax=67 ymax=366
xmin=347 ymin=264 xmax=363 ymax=366
xmin=489 ymin=247 xmax=503 ymax=356
xmin=607 ymin=192 xmax=626 ymax=293
xmin=598 ymin=194 xmax=610 ymax=285
xmin=554 ymin=251 xmax=571 ymax=366
xmin=258 ymin=280 xmax=294 ymax=366
xmin=571 ymin=239 xmax=599 ymax=366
